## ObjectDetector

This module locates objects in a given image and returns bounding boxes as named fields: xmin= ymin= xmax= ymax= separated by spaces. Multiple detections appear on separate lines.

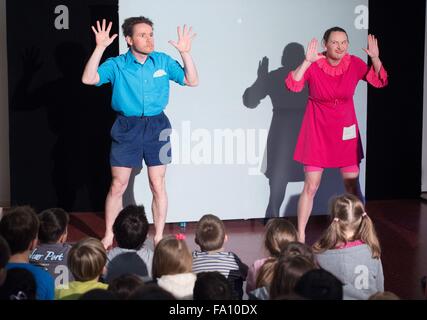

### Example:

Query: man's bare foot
xmin=101 ymin=233 xmax=114 ymax=250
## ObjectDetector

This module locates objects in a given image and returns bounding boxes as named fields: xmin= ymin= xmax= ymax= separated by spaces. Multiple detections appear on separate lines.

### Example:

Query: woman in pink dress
xmin=285 ymin=27 xmax=388 ymax=243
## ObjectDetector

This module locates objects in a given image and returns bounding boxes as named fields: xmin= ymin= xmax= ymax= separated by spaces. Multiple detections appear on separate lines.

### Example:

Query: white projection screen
xmin=119 ymin=0 xmax=369 ymax=223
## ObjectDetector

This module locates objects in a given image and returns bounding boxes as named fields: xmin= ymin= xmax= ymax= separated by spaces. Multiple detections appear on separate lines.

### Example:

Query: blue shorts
xmin=110 ymin=112 xmax=172 ymax=168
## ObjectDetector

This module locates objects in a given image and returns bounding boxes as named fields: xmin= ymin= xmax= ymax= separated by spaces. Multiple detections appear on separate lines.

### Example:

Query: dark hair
xmin=0 ymin=268 xmax=37 ymax=300
xmin=270 ymin=255 xmax=316 ymax=299
xmin=195 ymin=214 xmax=225 ymax=251
xmin=0 ymin=235 xmax=11 ymax=269
xmin=108 ymin=273 xmax=145 ymax=299
xmin=282 ymin=242 xmax=316 ymax=264
xmin=264 ymin=219 xmax=298 ymax=257
xmin=193 ymin=272 xmax=233 ymax=300
xmin=129 ymin=283 xmax=176 ymax=300
xmin=0 ymin=206 xmax=39 ymax=255
xmin=122 ymin=16 xmax=153 ymax=37
xmin=38 ymin=208 xmax=69 ymax=244
xmin=79 ymin=289 xmax=117 ymax=300
xmin=323 ymin=27 xmax=348 ymax=43
xmin=113 ymin=205 xmax=149 ymax=250
xmin=295 ymin=269 xmax=343 ymax=300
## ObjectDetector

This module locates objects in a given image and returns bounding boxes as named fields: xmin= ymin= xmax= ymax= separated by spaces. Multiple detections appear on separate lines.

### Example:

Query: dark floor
xmin=67 ymin=199 xmax=427 ymax=300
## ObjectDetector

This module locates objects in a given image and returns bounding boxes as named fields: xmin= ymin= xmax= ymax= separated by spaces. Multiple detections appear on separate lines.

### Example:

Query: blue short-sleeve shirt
xmin=97 ymin=50 xmax=185 ymax=116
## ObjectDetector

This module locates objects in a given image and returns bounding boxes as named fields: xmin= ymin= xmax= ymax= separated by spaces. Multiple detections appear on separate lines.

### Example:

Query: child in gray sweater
xmin=313 ymin=194 xmax=384 ymax=300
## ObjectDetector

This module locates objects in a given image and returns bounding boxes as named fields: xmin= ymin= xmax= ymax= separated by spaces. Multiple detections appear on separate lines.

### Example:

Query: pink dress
xmin=285 ymin=54 xmax=388 ymax=167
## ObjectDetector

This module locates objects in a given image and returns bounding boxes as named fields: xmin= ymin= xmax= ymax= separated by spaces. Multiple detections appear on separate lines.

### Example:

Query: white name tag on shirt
xmin=342 ymin=124 xmax=356 ymax=140
xmin=153 ymin=69 xmax=167 ymax=78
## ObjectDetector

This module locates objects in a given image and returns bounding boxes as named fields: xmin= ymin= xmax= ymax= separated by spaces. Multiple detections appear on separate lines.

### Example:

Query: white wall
xmin=422 ymin=3 xmax=427 ymax=192
xmin=0 ymin=0 xmax=10 ymax=207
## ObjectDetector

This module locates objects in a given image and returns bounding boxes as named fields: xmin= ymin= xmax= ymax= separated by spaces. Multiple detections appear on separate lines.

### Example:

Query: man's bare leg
xmin=148 ymin=165 xmax=168 ymax=246
xmin=102 ymin=166 xmax=132 ymax=249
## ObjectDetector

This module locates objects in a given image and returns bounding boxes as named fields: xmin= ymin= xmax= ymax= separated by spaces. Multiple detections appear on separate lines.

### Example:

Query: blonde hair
xmin=313 ymin=194 xmax=381 ymax=259
xmin=195 ymin=214 xmax=225 ymax=251
xmin=264 ymin=218 xmax=298 ymax=257
xmin=152 ymin=236 xmax=192 ymax=279
xmin=68 ymin=238 xmax=107 ymax=281
xmin=368 ymin=291 xmax=400 ymax=300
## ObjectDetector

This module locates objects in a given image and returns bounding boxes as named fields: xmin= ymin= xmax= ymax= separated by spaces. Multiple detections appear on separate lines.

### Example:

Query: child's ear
xmin=29 ymin=238 xmax=38 ymax=251
xmin=224 ymin=234 xmax=228 ymax=243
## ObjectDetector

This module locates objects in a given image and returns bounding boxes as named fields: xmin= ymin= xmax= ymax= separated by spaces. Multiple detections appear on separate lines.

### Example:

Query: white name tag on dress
xmin=153 ymin=69 xmax=167 ymax=78
xmin=342 ymin=124 xmax=356 ymax=140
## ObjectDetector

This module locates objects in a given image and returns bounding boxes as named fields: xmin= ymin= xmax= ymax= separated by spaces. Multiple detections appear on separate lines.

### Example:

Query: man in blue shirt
xmin=82 ymin=17 xmax=199 ymax=249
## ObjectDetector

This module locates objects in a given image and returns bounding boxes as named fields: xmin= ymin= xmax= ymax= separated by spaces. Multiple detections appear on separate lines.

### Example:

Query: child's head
xmin=295 ymin=268 xmax=343 ymax=300
xmin=0 ymin=206 xmax=39 ymax=255
xmin=264 ymin=218 xmax=298 ymax=257
xmin=313 ymin=194 xmax=381 ymax=258
xmin=68 ymin=237 xmax=107 ymax=281
xmin=38 ymin=208 xmax=69 ymax=244
xmin=368 ymin=291 xmax=400 ymax=300
xmin=113 ymin=205 xmax=149 ymax=250
xmin=0 ymin=235 xmax=11 ymax=286
xmin=193 ymin=271 xmax=233 ymax=300
xmin=282 ymin=242 xmax=316 ymax=265
xmin=0 ymin=268 xmax=37 ymax=300
xmin=108 ymin=274 xmax=145 ymax=299
xmin=270 ymin=254 xmax=316 ymax=299
xmin=195 ymin=214 xmax=226 ymax=252
xmin=152 ymin=235 xmax=192 ymax=279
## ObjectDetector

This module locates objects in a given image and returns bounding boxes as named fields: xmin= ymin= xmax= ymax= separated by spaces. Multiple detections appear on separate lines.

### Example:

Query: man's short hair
xmin=193 ymin=271 xmax=233 ymax=300
xmin=195 ymin=214 xmax=225 ymax=251
xmin=68 ymin=238 xmax=107 ymax=281
xmin=0 ymin=206 xmax=39 ymax=255
xmin=113 ymin=205 xmax=149 ymax=250
xmin=122 ymin=16 xmax=153 ymax=37
xmin=38 ymin=208 xmax=69 ymax=244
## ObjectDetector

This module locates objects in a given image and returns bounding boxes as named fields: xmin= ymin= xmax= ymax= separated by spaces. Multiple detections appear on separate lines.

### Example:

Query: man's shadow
xmin=243 ymin=43 xmax=342 ymax=219
xmin=11 ymin=43 xmax=115 ymax=212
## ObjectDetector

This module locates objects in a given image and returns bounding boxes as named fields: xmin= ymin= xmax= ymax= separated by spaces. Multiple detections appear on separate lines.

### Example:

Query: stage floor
xmin=67 ymin=199 xmax=427 ymax=299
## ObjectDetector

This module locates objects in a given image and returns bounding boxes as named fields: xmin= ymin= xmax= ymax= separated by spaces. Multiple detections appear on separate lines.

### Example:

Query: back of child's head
xmin=195 ymin=214 xmax=225 ymax=251
xmin=113 ymin=205 xmax=149 ymax=250
xmin=313 ymin=194 xmax=381 ymax=259
xmin=264 ymin=218 xmax=298 ymax=257
xmin=0 ymin=235 xmax=10 ymax=286
xmin=0 ymin=268 xmax=37 ymax=300
xmin=0 ymin=206 xmax=39 ymax=255
xmin=0 ymin=235 xmax=10 ymax=269
xmin=38 ymin=208 xmax=69 ymax=244
xmin=129 ymin=283 xmax=176 ymax=300
xmin=270 ymin=254 xmax=316 ymax=299
xmin=295 ymin=268 xmax=343 ymax=300
xmin=108 ymin=273 xmax=145 ymax=299
xmin=282 ymin=241 xmax=316 ymax=264
xmin=368 ymin=291 xmax=400 ymax=300
xmin=68 ymin=237 xmax=107 ymax=281
xmin=152 ymin=235 xmax=192 ymax=279
xmin=255 ymin=257 xmax=278 ymax=289
xmin=193 ymin=271 xmax=233 ymax=300
xmin=79 ymin=289 xmax=117 ymax=300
